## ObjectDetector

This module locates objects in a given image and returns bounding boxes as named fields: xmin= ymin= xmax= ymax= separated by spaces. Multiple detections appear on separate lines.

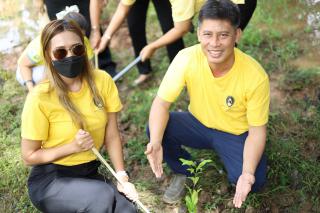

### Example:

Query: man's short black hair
xmin=198 ymin=0 xmax=241 ymax=28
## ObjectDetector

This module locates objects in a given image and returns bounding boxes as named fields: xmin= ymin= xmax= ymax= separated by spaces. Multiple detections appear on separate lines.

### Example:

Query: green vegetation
xmin=1 ymin=0 xmax=320 ymax=212
xmin=180 ymin=159 xmax=212 ymax=213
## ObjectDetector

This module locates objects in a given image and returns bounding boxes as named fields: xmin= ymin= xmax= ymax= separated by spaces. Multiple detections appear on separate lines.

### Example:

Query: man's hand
xmin=140 ymin=44 xmax=156 ymax=62
xmin=233 ymin=172 xmax=255 ymax=208
xmin=145 ymin=142 xmax=163 ymax=178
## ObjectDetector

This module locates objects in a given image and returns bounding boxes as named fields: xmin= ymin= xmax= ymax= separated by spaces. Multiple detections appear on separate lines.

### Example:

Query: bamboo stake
xmin=95 ymin=51 xmax=99 ymax=69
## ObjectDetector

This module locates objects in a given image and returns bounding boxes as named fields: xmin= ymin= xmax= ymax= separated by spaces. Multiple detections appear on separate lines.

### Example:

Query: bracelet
xmin=102 ymin=33 xmax=111 ymax=40
xmin=91 ymin=25 xmax=99 ymax=31
xmin=23 ymin=79 xmax=35 ymax=86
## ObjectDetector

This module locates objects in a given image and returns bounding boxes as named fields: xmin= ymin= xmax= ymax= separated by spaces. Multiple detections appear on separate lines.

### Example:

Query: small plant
xmin=180 ymin=158 xmax=212 ymax=213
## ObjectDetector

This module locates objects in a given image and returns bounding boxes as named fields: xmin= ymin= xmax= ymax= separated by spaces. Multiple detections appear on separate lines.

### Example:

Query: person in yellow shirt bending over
xmin=97 ymin=0 xmax=256 ymax=84
xmin=145 ymin=0 xmax=269 ymax=208
xmin=20 ymin=20 xmax=138 ymax=212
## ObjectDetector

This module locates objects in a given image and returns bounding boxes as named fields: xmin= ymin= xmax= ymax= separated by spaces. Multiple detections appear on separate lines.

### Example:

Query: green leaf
xmin=180 ymin=158 xmax=194 ymax=166
xmin=197 ymin=159 xmax=212 ymax=169
xmin=191 ymin=176 xmax=199 ymax=185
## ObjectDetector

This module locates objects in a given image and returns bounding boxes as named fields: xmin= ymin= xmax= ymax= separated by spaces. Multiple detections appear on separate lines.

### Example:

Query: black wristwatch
xmin=23 ymin=79 xmax=35 ymax=86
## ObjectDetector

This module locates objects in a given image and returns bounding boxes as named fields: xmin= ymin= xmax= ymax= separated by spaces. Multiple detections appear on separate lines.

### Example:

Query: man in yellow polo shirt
xmin=145 ymin=0 xmax=269 ymax=208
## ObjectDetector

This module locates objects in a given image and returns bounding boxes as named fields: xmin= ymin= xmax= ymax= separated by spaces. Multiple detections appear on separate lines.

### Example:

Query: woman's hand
xmin=97 ymin=34 xmax=111 ymax=53
xmin=89 ymin=30 xmax=101 ymax=49
xmin=116 ymin=175 xmax=139 ymax=201
xmin=35 ymin=0 xmax=45 ymax=14
xmin=72 ymin=129 xmax=94 ymax=153
xmin=140 ymin=44 xmax=156 ymax=62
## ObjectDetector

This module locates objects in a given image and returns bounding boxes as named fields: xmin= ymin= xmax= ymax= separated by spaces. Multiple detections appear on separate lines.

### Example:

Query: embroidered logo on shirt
xmin=226 ymin=96 xmax=235 ymax=107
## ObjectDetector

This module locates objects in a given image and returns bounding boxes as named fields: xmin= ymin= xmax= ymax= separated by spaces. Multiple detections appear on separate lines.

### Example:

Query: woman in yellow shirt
xmin=21 ymin=20 xmax=137 ymax=212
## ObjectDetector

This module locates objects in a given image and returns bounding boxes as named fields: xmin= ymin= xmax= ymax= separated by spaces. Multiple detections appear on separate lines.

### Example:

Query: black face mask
xmin=52 ymin=55 xmax=85 ymax=78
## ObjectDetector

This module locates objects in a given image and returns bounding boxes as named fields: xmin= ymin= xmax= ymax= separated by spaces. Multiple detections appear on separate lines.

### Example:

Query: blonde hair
xmin=41 ymin=20 xmax=104 ymax=129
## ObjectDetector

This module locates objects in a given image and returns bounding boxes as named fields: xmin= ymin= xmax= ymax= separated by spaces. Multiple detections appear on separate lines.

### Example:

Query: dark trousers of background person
xmin=28 ymin=161 xmax=137 ymax=213
xmin=44 ymin=0 xmax=117 ymax=76
xmin=239 ymin=0 xmax=257 ymax=30
xmin=127 ymin=0 xmax=185 ymax=75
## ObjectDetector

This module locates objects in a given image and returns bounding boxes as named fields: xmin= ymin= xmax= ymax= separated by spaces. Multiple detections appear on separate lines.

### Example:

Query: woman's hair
xmin=63 ymin=12 xmax=89 ymax=33
xmin=41 ymin=20 xmax=104 ymax=129
xmin=198 ymin=0 xmax=240 ymax=28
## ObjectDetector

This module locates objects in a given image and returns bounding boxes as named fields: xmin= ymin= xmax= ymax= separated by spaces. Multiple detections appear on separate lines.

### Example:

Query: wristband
xmin=116 ymin=170 xmax=129 ymax=178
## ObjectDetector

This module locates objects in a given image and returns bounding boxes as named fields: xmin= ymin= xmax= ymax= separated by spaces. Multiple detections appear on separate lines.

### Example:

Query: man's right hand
xmin=145 ymin=142 xmax=163 ymax=178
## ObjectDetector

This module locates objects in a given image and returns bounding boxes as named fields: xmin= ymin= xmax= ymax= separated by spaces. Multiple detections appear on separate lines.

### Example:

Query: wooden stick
xmin=94 ymin=52 xmax=99 ymax=69
xmin=91 ymin=147 xmax=151 ymax=213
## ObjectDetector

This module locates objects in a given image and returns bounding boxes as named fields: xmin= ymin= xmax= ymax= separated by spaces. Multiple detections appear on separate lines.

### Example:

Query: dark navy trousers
xmin=148 ymin=111 xmax=267 ymax=192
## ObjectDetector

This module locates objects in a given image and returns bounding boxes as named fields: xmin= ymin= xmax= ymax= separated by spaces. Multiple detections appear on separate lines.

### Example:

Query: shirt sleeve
xmin=121 ymin=0 xmax=136 ymax=6
xmin=232 ymin=0 xmax=245 ymax=4
xmin=25 ymin=36 xmax=43 ymax=65
xmin=157 ymin=51 xmax=188 ymax=102
xmin=171 ymin=0 xmax=196 ymax=22
xmin=21 ymin=93 xmax=49 ymax=141
xmin=102 ymin=73 xmax=123 ymax=112
xmin=246 ymin=77 xmax=270 ymax=126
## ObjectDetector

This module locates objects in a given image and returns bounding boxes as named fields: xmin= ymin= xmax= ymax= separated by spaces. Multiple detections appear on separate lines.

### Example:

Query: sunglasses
xmin=52 ymin=43 xmax=85 ymax=60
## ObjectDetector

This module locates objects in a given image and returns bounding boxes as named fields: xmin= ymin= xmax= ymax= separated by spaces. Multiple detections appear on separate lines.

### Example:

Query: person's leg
xmin=127 ymin=0 xmax=152 ymax=76
xmin=34 ymin=177 xmax=116 ymax=213
xmin=27 ymin=163 xmax=135 ymax=213
xmin=147 ymin=112 xmax=214 ymax=175
xmin=43 ymin=0 xmax=65 ymax=20
xmin=211 ymin=129 xmax=267 ymax=191
xmin=152 ymin=0 xmax=184 ymax=62
xmin=111 ymin=183 xmax=137 ymax=213
xmin=75 ymin=0 xmax=117 ymax=75
xmin=147 ymin=111 xmax=215 ymax=203
xmin=238 ymin=0 xmax=257 ymax=31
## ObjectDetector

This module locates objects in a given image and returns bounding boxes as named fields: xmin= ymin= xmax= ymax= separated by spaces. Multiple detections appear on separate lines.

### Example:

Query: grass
xmin=1 ymin=0 xmax=320 ymax=212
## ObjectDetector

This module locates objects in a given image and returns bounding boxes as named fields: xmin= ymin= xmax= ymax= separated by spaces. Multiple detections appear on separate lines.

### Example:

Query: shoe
xmin=133 ymin=74 xmax=151 ymax=86
xmin=163 ymin=174 xmax=187 ymax=204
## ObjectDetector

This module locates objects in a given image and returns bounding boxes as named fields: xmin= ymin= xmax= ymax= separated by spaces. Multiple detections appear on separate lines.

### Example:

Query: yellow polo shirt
xmin=121 ymin=0 xmax=245 ymax=22
xmin=158 ymin=44 xmax=270 ymax=135
xmin=21 ymin=70 xmax=122 ymax=166
xmin=18 ymin=35 xmax=94 ymax=66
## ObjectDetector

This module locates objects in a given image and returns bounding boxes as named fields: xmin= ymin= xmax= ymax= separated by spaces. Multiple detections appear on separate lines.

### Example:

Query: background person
xmin=97 ymin=0 xmax=256 ymax=84
xmin=95 ymin=0 xmax=184 ymax=85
